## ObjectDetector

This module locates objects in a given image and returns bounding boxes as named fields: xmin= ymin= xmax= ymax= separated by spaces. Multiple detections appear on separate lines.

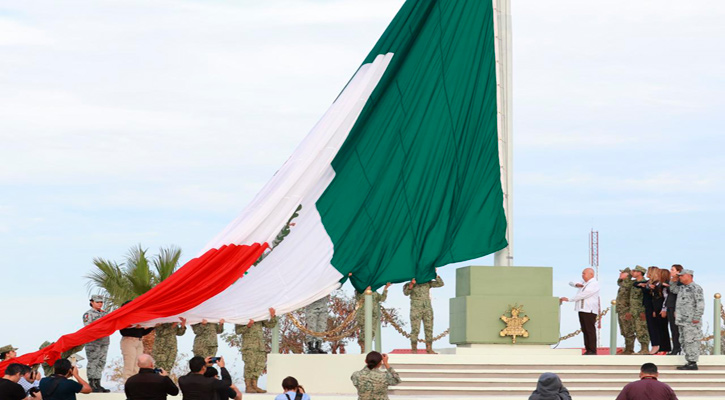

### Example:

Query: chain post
xmin=374 ymin=315 xmax=382 ymax=352
xmin=609 ymin=300 xmax=617 ymax=355
xmin=364 ymin=288 xmax=373 ymax=352
xmin=715 ymin=294 xmax=722 ymax=355
xmin=271 ymin=317 xmax=280 ymax=354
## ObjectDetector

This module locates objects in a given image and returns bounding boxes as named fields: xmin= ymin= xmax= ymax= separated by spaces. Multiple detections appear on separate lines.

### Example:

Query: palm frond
xmin=153 ymin=246 xmax=182 ymax=283
xmin=123 ymin=245 xmax=154 ymax=297
xmin=85 ymin=258 xmax=133 ymax=309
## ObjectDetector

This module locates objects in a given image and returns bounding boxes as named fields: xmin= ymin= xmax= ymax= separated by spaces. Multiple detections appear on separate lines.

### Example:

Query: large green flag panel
xmin=319 ymin=0 xmax=507 ymax=290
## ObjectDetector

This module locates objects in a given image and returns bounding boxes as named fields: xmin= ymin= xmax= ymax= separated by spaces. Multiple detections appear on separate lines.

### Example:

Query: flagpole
xmin=493 ymin=0 xmax=514 ymax=267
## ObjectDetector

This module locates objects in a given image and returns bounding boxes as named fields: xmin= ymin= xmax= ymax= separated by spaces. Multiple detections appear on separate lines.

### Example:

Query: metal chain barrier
xmin=380 ymin=307 xmax=450 ymax=343
xmin=558 ymin=306 xmax=611 ymax=341
xmin=287 ymin=298 xmax=364 ymax=339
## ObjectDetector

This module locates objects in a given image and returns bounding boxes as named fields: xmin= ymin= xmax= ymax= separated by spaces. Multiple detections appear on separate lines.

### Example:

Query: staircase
xmin=389 ymin=354 xmax=725 ymax=399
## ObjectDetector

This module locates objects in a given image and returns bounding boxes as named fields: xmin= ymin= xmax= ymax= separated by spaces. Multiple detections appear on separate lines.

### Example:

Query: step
xmin=396 ymin=377 xmax=725 ymax=388
xmin=395 ymin=368 xmax=725 ymax=380
xmin=390 ymin=386 xmax=725 ymax=397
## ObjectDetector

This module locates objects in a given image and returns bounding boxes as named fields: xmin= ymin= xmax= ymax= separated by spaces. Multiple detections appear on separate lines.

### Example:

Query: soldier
xmin=670 ymin=269 xmax=704 ymax=370
xmin=235 ymin=308 xmax=277 ymax=394
xmin=403 ymin=272 xmax=444 ymax=354
xmin=39 ymin=341 xmax=85 ymax=378
xmin=351 ymin=351 xmax=401 ymax=400
xmin=152 ymin=317 xmax=187 ymax=372
xmin=616 ymin=268 xmax=636 ymax=354
xmin=628 ymin=266 xmax=650 ymax=354
xmin=305 ymin=295 xmax=330 ymax=354
xmin=355 ymin=283 xmax=391 ymax=353
xmin=0 ymin=344 xmax=17 ymax=361
xmin=83 ymin=294 xmax=110 ymax=392
xmin=191 ymin=318 xmax=225 ymax=358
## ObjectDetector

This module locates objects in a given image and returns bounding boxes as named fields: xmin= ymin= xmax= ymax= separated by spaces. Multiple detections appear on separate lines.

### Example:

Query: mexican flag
xmin=2 ymin=0 xmax=506 ymax=370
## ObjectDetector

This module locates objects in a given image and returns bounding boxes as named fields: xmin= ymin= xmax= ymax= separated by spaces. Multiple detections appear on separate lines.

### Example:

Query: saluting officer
xmin=670 ymin=269 xmax=705 ymax=370
xmin=83 ymin=295 xmax=110 ymax=393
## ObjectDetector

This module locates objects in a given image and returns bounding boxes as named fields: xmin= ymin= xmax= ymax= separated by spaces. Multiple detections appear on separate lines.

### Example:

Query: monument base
xmin=450 ymin=266 xmax=560 ymax=345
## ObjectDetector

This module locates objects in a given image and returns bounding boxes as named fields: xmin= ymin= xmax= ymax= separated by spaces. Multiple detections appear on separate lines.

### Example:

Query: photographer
xmin=203 ymin=367 xmax=241 ymax=400
xmin=178 ymin=356 xmax=232 ymax=400
xmin=125 ymin=354 xmax=179 ymax=400
xmin=1 ymin=363 xmax=32 ymax=400
xmin=38 ymin=359 xmax=92 ymax=400
xmin=18 ymin=365 xmax=40 ymax=394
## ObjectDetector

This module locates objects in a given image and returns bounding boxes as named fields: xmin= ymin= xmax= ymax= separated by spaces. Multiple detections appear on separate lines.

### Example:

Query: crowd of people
xmin=562 ymin=264 xmax=706 ymax=370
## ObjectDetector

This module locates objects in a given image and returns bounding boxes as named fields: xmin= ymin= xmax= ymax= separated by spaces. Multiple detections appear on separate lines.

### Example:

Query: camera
xmin=154 ymin=368 xmax=163 ymax=374
xmin=209 ymin=356 xmax=221 ymax=364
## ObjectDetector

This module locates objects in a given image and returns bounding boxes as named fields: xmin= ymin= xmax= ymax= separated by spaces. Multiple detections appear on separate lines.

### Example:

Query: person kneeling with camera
xmin=125 ymin=354 xmax=179 ymax=400
xmin=179 ymin=356 xmax=232 ymax=400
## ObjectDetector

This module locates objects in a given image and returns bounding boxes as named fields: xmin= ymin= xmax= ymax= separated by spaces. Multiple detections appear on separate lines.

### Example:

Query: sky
xmin=1 ymin=0 xmax=724 ymax=386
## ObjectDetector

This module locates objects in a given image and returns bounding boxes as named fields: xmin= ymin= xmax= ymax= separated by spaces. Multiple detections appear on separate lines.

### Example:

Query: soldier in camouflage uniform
xmin=152 ymin=317 xmax=187 ymax=372
xmin=628 ymin=265 xmax=650 ymax=354
xmin=355 ymin=283 xmax=391 ymax=353
xmin=403 ymin=273 xmax=444 ymax=354
xmin=670 ymin=269 xmax=704 ymax=370
xmin=191 ymin=318 xmax=225 ymax=358
xmin=305 ymin=295 xmax=330 ymax=354
xmin=83 ymin=294 xmax=110 ymax=392
xmin=235 ymin=308 xmax=277 ymax=394
xmin=39 ymin=341 xmax=85 ymax=378
xmin=616 ymin=268 xmax=636 ymax=354
xmin=351 ymin=352 xmax=401 ymax=400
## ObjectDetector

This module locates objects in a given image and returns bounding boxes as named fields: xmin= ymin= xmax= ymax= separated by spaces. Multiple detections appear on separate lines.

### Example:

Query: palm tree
xmin=86 ymin=245 xmax=182 ymax=353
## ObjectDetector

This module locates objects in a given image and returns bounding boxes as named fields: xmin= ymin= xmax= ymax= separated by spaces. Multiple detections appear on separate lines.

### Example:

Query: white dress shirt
xmin=570 ymin=278 xmax=600 ymax=313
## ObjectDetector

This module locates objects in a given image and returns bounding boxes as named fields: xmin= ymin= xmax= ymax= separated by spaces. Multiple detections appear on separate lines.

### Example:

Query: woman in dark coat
xmin=529 ymin=373 xmax=572 ymax=400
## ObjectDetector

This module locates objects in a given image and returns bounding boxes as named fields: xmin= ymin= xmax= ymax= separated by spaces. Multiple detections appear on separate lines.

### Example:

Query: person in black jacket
xmin=204 ymin=366 xmax=241 ymax=400
xmin=651 ymin=269 xmax=672 ymax=354
xmin=179 ymin=356 xmax=232 ymax=400
xmin=125 ymin=354 xmax=179 ymax=400
xmin=663 ymin=264 xmax=683 ymax=355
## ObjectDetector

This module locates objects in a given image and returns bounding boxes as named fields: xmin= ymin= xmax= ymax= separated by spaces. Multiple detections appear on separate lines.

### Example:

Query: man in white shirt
xmin=561 ymin=268 xmax=600 ymax=355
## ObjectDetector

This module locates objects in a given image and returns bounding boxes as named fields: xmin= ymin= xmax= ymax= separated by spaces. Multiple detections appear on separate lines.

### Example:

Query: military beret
xmin=678 ymin=269 xmax=694 ymax=276
xmin=0 ymin=344 xmax=18 ymax=353
xmin=90 ymin=295 xmax=105 ymax=302
xmin=619 ymin=267 xmax=631 ymax=273
xmin=633 ymin=265 xmax=647 ymax=273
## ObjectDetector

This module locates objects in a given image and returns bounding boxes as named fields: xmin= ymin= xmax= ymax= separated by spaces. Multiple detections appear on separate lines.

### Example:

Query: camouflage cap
xmin=90 ymin=295 xmax=105 ymax=302
xmin=678 ymin=269 xmax=694 ymax=276
xmin=0 ymin=344 xmax=18 ymax=353
xmin=633 ymin=265 xmax=647 ymax=274
xmin=39 ymin=341 xmax=53 ymax=350
xmin=619 ymin=267 xmax=631 ymax=273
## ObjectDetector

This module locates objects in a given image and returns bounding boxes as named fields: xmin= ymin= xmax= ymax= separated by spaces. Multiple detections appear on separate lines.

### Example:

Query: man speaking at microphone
xmin=560 ymin=268 xmax=601 ymax=355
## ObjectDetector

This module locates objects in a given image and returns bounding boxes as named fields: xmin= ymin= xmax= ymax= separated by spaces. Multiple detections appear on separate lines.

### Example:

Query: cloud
xmin=0 ymin=18 xmax=54 ymax=46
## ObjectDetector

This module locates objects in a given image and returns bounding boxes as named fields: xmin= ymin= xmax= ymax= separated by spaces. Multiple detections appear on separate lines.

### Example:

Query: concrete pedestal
xmin=449 ymin=266 xmax=560 ymax=345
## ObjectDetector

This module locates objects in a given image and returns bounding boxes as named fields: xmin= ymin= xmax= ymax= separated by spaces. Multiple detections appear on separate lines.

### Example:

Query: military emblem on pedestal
xmin=500 ymin=304 xmax=530 ymax=344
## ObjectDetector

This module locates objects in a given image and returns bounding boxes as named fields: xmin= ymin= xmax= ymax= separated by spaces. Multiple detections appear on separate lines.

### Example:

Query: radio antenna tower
xmin=590 ymin=229 xmax=600 ymax=349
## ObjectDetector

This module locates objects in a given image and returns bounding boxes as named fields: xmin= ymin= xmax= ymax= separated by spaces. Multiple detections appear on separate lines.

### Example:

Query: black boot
xmin=306 ymin=341 xmax=316 ymax=354
xmin=89 ymin=379 xmax=100 ymax=393
xmin=677 ymin=362 xmax=698 ymax=370
xmin=315 ymin=341 xmax=327 ymax=354
xmin=97 ymin=380 xmax=110 ymax=393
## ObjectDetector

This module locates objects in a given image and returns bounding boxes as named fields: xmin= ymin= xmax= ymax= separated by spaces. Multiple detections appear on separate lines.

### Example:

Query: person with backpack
xmin=274 ymin=376 xmax=310 ymax=400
